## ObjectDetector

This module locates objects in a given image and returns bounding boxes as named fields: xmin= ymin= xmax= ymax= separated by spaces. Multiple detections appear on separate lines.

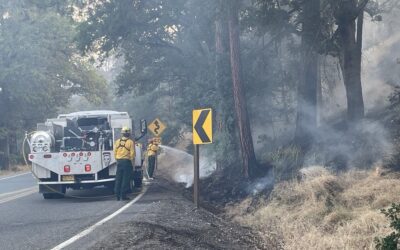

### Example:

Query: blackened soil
xmin=90 ymin=178 xmax=267 ymax=250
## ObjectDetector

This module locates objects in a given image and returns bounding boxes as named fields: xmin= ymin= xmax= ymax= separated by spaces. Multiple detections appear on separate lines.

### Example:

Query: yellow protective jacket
xmin=147 ymin=143 xmax=159 ymax=157
xmin=113 ymin=137 xmax=135 ymax=160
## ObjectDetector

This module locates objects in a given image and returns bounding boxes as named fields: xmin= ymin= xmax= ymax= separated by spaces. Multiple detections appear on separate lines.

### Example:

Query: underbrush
xmin=226 ymin=166 xmax=400 ymax=249
xmin=0 ymin=164 xmax=30 ymax=176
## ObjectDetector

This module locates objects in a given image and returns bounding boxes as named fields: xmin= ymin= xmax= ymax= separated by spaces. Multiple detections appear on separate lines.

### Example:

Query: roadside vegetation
xmin=2 ymin=0 xmax=400 ymax=249
xmin=227 ymin=167 xmax=400 ymax=249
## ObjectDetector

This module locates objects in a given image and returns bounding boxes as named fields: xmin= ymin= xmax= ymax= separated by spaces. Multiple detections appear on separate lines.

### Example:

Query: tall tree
xmin=332 ymin=0 xmax=369 ymax=122
xmin=0 ymin=0 xmax=107 ymax=169
xmin=294 ymin=0 xmax=321 ymax=148
xmin=228 ymin=0 xmax=258 ymax=178
xmin=214 ymin=0 xmax=238 ymax=171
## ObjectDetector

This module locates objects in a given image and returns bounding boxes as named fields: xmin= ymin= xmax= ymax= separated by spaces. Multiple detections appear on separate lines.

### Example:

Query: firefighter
xmin=113 ymin=127 xmax=135 ymax=201
xmin=147 ymin=138 xmax=159 ymax=179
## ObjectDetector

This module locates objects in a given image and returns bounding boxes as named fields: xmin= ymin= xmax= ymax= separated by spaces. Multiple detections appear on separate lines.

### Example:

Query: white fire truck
xmin=28 ymin=110 xmax=147 ymax=199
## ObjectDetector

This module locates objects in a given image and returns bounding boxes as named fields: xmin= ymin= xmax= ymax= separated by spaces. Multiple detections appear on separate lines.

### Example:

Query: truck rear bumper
xmin=38 ymin=177 xmax=115 ymax=185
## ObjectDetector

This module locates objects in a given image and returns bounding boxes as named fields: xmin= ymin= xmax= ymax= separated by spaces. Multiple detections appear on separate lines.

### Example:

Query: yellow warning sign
xmin=193 ymin=108 xmax=212 ymax=144
xmin=148 ymin=118 xmax=166 ymax=136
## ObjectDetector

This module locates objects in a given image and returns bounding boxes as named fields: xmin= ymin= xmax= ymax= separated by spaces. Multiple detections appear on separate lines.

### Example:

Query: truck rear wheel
xmin=105 ymin=181 xmax=115 ymax=194
xmin=43 ymin=193 xmax=64 ymax=199
xmin=41 ymin=185 xmax=66 ymax=199
xmin=134 ymin=177 xmax=142 ymax=188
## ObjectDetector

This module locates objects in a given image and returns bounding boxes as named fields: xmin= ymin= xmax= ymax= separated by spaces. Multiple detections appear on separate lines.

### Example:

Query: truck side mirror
xmin=140 ymin=119 xmax=147 ymax=134
xmin=135 ymin=119 xmax=147 ymax=141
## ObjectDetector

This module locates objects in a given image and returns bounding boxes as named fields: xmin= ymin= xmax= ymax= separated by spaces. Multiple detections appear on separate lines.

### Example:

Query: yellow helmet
xmin=121 ymin=126 xmax=131 ymax=134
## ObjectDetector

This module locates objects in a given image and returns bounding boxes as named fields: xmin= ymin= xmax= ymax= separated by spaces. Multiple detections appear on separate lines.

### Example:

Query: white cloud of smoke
xmin=156 ymin=145 xmax=216 ymax=188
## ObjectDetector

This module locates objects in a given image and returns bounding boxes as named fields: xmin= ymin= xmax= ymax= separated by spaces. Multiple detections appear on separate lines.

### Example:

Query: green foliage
xmin=375 ymin=203 xmax=400 ymax=250
xmin=268 ymin=145 xmax=302 ymax=181
xmin=0 ymin=0 xmax=107 ymax=134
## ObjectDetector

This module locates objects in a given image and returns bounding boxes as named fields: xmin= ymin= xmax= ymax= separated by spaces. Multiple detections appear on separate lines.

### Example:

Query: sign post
xmin=192 ymin=108 xmax=213 ymax=208
xmin=193 ymin=144 xmax=200 ymax=208
xmin=148 ymin=118 xmax=166 ymax=179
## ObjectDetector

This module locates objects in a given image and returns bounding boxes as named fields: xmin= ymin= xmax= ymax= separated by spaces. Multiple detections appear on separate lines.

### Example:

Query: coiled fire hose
xmin=22 ymin=132 xmax=143 ymax=199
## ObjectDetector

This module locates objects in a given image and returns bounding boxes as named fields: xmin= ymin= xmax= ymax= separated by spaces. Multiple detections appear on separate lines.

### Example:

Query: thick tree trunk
xmin=228 ymin=0 xmax=258 ymax=178
xmin=214 ymin=10 xmax=238 ymax=171
xmin=338 ymin=3 xmax=365 ymax=122
xmin=294 ymin=0 xmax=320 ymax=148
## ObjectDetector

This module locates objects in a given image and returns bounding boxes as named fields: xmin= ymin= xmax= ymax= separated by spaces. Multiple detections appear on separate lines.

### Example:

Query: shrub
xmin=375 ymin=203 xmax=400 ymax=250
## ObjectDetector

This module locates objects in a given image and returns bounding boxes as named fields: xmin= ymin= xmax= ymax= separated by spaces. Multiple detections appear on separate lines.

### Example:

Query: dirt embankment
xmin=226 ymin=166 xmax=400 ymax=250
xmin=91 ymin=178 xmax=269 ymax=250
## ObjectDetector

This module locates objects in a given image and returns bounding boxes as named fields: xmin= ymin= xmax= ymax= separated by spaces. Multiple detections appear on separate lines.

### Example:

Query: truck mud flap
xmin=39 ymin=184 xmax=64 ymax=194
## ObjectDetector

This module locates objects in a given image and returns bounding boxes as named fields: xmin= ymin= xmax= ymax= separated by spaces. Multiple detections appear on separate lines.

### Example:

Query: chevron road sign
xmin=192 ymin=108 xmax=212 ymax=208
xmin=192 ymin=108 xmax=213 ymax=145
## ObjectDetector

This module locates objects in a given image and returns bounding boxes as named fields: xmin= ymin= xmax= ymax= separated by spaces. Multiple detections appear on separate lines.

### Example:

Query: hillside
xmin=226 ymin=167 xmax=400 ymax=249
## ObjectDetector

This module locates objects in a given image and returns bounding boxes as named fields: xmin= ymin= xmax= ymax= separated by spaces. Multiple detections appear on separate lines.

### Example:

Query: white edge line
xmin=0 ymin=188 xmax=37 ymax=205
xmin=0 ymin=186 xmax=37 ymax=198
xmin=0 ymin=172 xmax=30 ymax=181
xmin=51 ymin=186 xmax=148 ymax=250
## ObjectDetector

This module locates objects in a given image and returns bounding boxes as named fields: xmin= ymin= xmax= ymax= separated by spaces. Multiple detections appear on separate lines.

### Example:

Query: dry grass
xmin=226 ymin=166 xmax=400 ymax=250
xmin=0 ymin=164 xmax=30 ymax=177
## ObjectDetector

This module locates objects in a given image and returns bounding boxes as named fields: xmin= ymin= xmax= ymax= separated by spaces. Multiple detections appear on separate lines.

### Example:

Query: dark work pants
xmin=114 ymin=159 xmax=133 ymax=198
xmin=148 ymin=155 xmax=156 ymax=178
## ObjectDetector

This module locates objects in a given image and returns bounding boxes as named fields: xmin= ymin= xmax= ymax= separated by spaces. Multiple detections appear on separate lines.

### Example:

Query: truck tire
xmin=105 ymin=181 xmax=115 ymax=194
xmin=127 ymin=179 xmax=134 ymax=194
xmin=41 ymin=185 xmax=66 ymax=199
xmin=43 ymin=193 xmax=54 ymax=199
xmin=43 ymin=193 xmax=64 ymax=199
xmin=134 ymin=177 xmax=142 ymax=188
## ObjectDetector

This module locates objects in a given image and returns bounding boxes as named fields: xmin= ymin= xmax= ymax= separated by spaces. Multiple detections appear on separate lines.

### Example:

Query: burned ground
xmin=90 ymin=178 xmax=270 ymax=250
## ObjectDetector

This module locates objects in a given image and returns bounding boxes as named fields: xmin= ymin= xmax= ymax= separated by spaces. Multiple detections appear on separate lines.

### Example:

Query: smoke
xmin=304 ymin=119 xmax=393 ymax=169
xmin=157 ymin=145 xmax=216 ymax=188
xmin=246 ymin=173 xmax=275 ymax=196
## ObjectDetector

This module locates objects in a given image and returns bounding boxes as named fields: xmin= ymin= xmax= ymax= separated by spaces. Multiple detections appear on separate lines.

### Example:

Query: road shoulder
xmin=90 ymin=179 xmax=266 ymax=249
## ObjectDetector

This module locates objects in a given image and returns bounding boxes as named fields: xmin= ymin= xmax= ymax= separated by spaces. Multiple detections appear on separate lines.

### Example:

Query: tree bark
xmin=228 ymin=0 xmax=258 ymax=178
xmin=338 ymin=1 xmax=365 ymax=122
xmin=215 ymin=10 xmax=238 ymax=171
xmin=294 ymin=0 xmax=320 ymax=149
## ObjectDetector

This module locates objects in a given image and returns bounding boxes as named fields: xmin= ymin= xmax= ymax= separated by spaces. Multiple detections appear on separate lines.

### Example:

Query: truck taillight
xmin=87 ymin=152 xmax=91 ymax=157
xmin=64 ymin=165 xmax=70 ymax=173
xmin=85 ymin=164 xmax=91 ymax=172
xmin=79 ymin=152 xmax=83 ymax=157
xmin=63 ymin=153 xmax=67 ymax=157
xmin=71 ymin=153 xmax=75 ymax=157
xmin=29 ymin=155 xmax=34 ymax=160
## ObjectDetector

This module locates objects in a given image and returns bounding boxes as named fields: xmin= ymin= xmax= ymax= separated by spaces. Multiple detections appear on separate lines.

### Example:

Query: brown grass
xmin=226 ymin=166 xmax=400 ymax=250
xmin=0 ymin=164 xmax=30 ymax=177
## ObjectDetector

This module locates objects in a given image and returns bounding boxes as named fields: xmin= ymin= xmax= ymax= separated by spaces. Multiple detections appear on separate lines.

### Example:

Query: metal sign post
xmin=192 ymin=108 xmax=213 ymax=208
xmin=193 ymin=144 xmax=200 ymax=208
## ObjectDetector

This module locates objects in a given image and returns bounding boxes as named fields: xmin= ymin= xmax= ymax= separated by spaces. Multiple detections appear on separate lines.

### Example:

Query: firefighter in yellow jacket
xmin=147 ymin=138 xmax=159 ymax=178
xmin=113 ymin=127 xmax=135 ymax=201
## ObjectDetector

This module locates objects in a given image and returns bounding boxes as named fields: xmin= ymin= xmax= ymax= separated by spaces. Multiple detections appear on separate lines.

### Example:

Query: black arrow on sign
xmin=194 ymin=110 xmax=211 ymax=143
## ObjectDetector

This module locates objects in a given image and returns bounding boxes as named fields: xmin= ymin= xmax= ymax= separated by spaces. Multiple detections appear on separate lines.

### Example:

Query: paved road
xmin=0 ymin=173 xmax=36 ymax=194
xmin=0 ymin=172 xmax=141 ymax=250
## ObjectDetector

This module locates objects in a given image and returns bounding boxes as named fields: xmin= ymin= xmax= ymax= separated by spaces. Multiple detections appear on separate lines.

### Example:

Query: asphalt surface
xmin=0 ymin=172 xmax=265 ymax=250
xmin=0 ymin=173 xmax=36 ymax=194
xmin=0 ymin=172 xmax=141 ymax=250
